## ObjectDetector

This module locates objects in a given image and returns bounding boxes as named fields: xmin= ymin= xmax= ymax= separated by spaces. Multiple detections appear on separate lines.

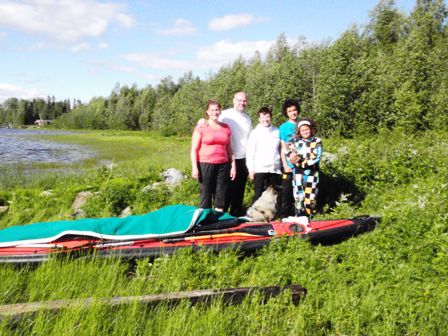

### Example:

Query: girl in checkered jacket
xmin=286 ymin=118 xmax=322 ymax=217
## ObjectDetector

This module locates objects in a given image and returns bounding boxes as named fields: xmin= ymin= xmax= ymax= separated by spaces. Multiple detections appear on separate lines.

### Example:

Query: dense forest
xmin=1 ymin=0 xmax=447 ymax=137
xmin=0 ymin=97 xmax=73 ymax=126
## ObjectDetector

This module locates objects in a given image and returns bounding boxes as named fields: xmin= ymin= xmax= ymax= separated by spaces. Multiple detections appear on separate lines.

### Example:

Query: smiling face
xmin=206 ymin=103 xmax=221 ymax=120
xmin=286 ymin=105 xmax=298 ymax=122
xmin=258 ymin=112 xmax=272 ymax=127
xmin=299 ymin=125 xmax=312 ymax=139
xmin=233 ymin=92 xmax=248 ymax=112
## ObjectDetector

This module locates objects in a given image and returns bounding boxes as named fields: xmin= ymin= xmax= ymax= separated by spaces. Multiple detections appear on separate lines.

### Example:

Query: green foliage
xmin=0 ymin=191 xmax=10 ymax=206
xmin=5 ymin=1 xmax=446 ymax=137
xmin=0 ymin=96 xmax=70 ymax=126
xmin=1 ymin=130 xmax=448 ymax=334
xmin=85 ymin=178 xmax=136 ymax=216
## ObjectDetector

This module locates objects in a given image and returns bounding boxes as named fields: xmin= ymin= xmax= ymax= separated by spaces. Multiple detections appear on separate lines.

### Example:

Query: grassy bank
xmin=0 ymin=130 xmax=447 ymax=335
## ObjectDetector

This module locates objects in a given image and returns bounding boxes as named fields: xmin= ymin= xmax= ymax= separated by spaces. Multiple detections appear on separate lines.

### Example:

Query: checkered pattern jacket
xmin=289 ymin=136 xmax=322 ymax=171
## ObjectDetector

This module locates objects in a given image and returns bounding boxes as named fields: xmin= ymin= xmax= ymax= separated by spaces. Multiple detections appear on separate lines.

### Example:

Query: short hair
xmin=282 ymin=99 xmax=300 ymax=117
xmin=257 ymin=106 xmax=272 ymax=116
xmin=204 ymin=99 xmax=221 ymax=118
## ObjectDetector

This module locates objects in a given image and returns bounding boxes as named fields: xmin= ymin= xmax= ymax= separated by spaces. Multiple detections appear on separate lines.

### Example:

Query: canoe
xmin=0 ymin=215 xmax=379 ymax=264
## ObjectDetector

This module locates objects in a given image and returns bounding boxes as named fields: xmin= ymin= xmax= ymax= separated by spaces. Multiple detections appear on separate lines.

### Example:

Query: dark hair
xmin=281 ymin=99 xmax=300 ymax=117
xmin=296 ymin=117 xmax=318 ymax=137
xmin=257 ymin=106 xmax=272 ymax=116
xmin=204 ymin=99 xmax=221 ymax=118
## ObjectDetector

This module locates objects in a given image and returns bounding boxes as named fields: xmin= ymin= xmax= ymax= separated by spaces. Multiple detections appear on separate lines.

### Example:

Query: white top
xmin=220 ymin=108 xmax=253 ymax=159
xmin=245 ymin=124 xmax=281 ymax=174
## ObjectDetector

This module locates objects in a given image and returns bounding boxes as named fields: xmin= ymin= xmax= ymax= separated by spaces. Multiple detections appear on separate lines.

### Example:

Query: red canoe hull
xmin=0 ymin=216 xmax=379 ymax=264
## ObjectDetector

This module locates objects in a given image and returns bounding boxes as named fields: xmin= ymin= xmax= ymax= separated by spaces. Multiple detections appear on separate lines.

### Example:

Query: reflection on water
xmin=0 ymin=128 xmax=94 ymax=164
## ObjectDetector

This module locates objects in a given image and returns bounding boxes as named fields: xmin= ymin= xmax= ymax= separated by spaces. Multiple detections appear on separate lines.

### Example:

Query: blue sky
xmin=0 ymin=0 xmax=416 ymax=103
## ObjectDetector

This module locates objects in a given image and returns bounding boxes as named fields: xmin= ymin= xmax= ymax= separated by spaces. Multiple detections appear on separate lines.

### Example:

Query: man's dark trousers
xmin=225 ymin=158 xmax=248 ymax=216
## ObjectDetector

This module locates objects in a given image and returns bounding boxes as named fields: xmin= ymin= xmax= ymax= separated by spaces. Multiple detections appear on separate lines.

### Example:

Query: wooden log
xmin=0 ymin=285 xmax=306 ymax=323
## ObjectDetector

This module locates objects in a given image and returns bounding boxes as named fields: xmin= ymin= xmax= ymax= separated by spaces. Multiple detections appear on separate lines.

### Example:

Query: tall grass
xmin=0 ymin=129 xmax=447 ymax=334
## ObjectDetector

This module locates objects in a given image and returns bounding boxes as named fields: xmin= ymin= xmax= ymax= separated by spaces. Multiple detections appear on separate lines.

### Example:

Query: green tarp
xmin=0 ymin=205 xmax=238 ymax=247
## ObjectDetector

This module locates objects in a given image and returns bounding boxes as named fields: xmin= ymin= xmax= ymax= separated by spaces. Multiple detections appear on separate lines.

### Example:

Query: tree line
xmin=0 ymin=97 xmax=74 ymax=126
xmin=2 ymin=0 xmax=447 ymax=136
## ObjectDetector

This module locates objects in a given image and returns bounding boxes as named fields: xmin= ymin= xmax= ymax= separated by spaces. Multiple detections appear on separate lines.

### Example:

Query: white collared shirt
xmin=220 ymin=108 xmax=252 ymax=159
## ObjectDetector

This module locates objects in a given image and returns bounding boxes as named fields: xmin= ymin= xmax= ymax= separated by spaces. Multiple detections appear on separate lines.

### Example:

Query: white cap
xmin=297 ymin=120 xmax=311 ymax=129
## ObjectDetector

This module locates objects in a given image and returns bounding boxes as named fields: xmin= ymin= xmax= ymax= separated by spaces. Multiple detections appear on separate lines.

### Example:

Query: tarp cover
xmin=0 ymin=205 xmax=239 ymax=247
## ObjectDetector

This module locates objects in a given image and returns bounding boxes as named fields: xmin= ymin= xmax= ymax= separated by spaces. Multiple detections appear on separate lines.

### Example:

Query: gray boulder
xmin=162 ymin=168 xmax=185 ymax=185
xmin=142 ymin=168 xmax=185 ymax=192
xmin=119 ymin=206 xmax=133 ymax=218
xmin=72 ymin=191 xmax=93 ymax=218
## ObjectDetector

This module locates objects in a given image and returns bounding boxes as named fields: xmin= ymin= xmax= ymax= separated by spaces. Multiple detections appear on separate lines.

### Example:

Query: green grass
xmin=38 ymin=130 xmax=191 ymax=168
xmin=0 ymin=129 xmax=447 ymax=335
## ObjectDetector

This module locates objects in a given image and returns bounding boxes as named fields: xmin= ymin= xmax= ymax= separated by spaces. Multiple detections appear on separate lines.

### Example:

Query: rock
xmin=0 ymin=206 xmax=8 ymax=214
xmin=72 ymin=191 xmax=93 ymax=218
xmin=141 ymin=169 xmax=185 ymax=192
xmin=142 ymin=182 xmax=162 ymax=192
xmin=322 ymin=152 xmax=338 ymax=163
xmin=162 ymin=168 xmax=185 ymax=186
xmin=119 ymin=206 xmax=132 ymax=218
xmin=40 ymin=190 xmax=53 ymax=197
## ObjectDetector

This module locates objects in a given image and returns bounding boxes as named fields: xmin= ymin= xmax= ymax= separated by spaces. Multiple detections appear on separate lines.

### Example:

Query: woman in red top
xmin=191 ymin=100 xmax=236 ymax=211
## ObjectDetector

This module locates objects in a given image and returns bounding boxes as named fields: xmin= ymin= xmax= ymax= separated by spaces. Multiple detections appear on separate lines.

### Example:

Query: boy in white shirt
xmin=246 ymin=107 xmax=282 ymax=205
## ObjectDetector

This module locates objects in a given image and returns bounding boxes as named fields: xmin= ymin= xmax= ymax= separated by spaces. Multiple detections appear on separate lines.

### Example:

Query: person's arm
xmin=281 ymin=140 xmax=293 ymax=173
xmin=227 ymin=139 xmax=236 ymax=181
xmin=245 ymin=131 xmax=256 ymax=180
xmin=191 ymin=130 xmax=201 ymax=179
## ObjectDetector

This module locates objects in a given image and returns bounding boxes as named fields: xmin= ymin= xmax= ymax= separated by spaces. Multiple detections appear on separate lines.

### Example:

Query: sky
xmin=0 ymin=0 xmax=416 ymax=103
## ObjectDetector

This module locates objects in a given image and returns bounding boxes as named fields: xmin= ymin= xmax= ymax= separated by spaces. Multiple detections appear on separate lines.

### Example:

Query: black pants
xmin=198 ymin=162 xmax=230 ymax=209
xmin=279 ymin=172 xmax=295 ymax=218
xmin=225 ymin=158 xmax=248 ymax=216
xmin=252 ymin=173 xmax=281 ymax=204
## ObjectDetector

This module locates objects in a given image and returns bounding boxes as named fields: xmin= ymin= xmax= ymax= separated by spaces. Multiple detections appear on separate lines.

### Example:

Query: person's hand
xmin=230 ymin=165 xmax=237 ymax=181
xmin=192 ymin=167 xmax=199 ymax=179
xmin=249 ymin=171 xmax=254 ymax=180
xmin=197 ymin=118 xmax=207 ymax=127
xmin=289 ymin=153 xmax=299 ymax=164
xmin=283 ymin=166 xmax=293 ymax=173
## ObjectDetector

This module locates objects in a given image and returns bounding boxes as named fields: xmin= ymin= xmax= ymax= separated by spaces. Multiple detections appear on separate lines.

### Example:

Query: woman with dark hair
xmin=191 ymin=100 xmax=236 ymax=211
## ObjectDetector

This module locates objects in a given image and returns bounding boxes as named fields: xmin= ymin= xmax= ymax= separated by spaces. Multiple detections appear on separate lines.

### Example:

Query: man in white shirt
xmin=246 ymin=107 xmax=281 ymax=205
xmin=220 ymin=92 xmax=253 ymax=216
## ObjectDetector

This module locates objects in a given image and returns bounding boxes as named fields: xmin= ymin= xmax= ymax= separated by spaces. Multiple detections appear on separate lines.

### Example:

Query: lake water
xmin=0 ymin=128 xmax=95 ymax=165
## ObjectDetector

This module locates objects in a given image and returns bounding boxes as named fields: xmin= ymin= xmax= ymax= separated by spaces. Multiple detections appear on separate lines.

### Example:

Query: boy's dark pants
xmin=279 ymin=172 xmax=294 ymax=218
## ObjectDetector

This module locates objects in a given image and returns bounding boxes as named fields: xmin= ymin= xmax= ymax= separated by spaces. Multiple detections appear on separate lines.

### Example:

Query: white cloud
xmin=70 ymin=42 xmax=90 ymax=52
xmin=209 ymin=14 xmax=254 ymax=31
xmin=0 ymin=0 xmax=134 ymax=42
xmin=123 ymin=53 xmax=191 ymax=70
xmin=29 ymin=42 xmax=44 ymax=50
xmin=98 ymin=42 xmax=109 ymax=49
xmin=196 ymin=39 xmax=274 ymax=68
xmin=88 ymin=60 xmax=134 ymax=73
xmin=0 ymin=82 xmax=43 ymax=101
xmin=16 ymin=41 xmax=45 ymax=51
xmin=156 ymin=18 xmax=197 ymax=37
xmin=122 ymin=38 xmax=275 ymax=74
xmin=0 ymin=31 xmax=6 ymax=40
